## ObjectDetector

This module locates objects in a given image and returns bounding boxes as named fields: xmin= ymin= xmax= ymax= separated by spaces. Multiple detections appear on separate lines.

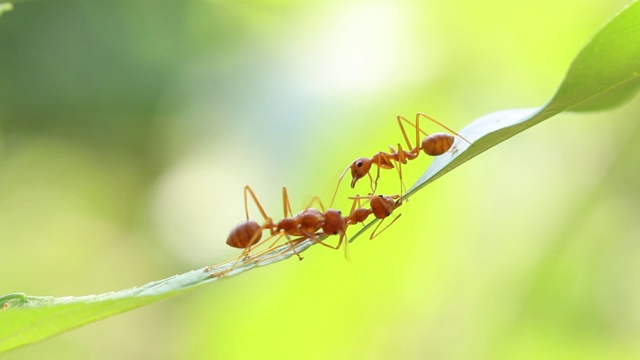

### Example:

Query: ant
xmin=225 ymin=185 xmax=330 ymax=261
xmin=330 ymin=113 xmax=471 ymax=207
xmin=207 ymin=186 xmax=329 ymax=276
xmin=248 ymin=193 xmax=404 ymax=268
xmin=209 ymin=191 xmax=403 ymax=277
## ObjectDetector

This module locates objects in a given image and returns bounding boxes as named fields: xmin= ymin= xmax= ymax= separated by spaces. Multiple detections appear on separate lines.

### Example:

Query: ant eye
xmin=356 ymin=161 xmax=363 ymax=168
xmin=337 ymin=210 xmax=342 ymax=214
xmin=378 ymin=195 xmax=383 ymax=198
xmin=333 ymin=231 xmax=338 ymax=235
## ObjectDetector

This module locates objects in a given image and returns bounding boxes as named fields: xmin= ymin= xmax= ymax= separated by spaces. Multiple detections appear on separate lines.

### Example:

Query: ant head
xmin=349 ymin=157 xmax=372 ymax=188
xmin=323 ymin=209 xmax=345 ymax=235
xmin=369 ymin=195 xmax=398 ymax=219
xmin=422 ymin=133 xmax=454 ymax=156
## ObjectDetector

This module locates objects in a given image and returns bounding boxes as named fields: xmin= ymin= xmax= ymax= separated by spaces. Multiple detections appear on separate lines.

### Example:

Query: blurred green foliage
xmin=1 ymin=0 xmax=639 ymax=359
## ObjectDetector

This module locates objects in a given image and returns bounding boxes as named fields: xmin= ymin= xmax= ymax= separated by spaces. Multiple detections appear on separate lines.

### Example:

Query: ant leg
xmin=342 ymin=232 xmax=350 ymax=261
xmin=335 ymin=198 xmax=357 ymax=261
xmin=396 ymin=115 xmax=414 ymax=150
xmin=329 ymin=166 xmax=350 ymax=208
xmin=416 ymin=113 xmax=471 ymax=144
xmin=313 ymin=236 xmax=341 ymax=250
xmin=392 ymin=144 xmax=409 ymax=198
xmin=250 ymin=184 xmax=305 ymax=259
xmin=370 ymin=213 xmax=403 ymax=240
xmin=371 ymin=164 xmax=379 ymax=194
xmin=349 ymin=195 xmax=361 ymax=212
xmin=208 ymin=229 xmax=274 ymax=277
xmin=278 ymin=187 xmax=313 ymax=259
xmin=252 ymin=236 xmax=311 ymax=265
xmin=347 ymin=195 xmax=361 ymax=220
xmin=231 ymin=233 xmax=304 ymax=266
xmin=398 ymin=115 xmax=428 ymax=152
xmin=262 ymin=186 xmax=307 ymax=260
xmin=262 ymin=233 xmax=304 ymax=260
xmin=207 ymin=229 xmax=268 ymax=272
xmin=285 ymin=234 xmax=305 ymax=261
xmin=300 ymin=231 xmax=343 ymax=250
xmin=237 ymin=186 xmax=293 ymax=258
xmin=281 ymin=187 xmax=296 ymax=217
xmin=303 ymin=196 xmax=326 ymax=212
xmin=348 ymin=195 xmax=373 ymax=207
xmin=244 ymin=186 xmax=271 ymax=222
xmin=371 ymin=152 xmax=396 ymax=194
xmin=332 ymin=232 xmax=347 ymax=257
xmin=238 ymin=225 xmax=269 ymax=259
xmin=261 ymin=232 xmax=288 ymax=251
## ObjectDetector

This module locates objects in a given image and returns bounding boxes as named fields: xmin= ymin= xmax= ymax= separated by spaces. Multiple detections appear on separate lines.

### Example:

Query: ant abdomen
xmin=226 ymin=220 xmax=262 ymax=249
xmin=422 ymin=132 xmax=455 ymax=156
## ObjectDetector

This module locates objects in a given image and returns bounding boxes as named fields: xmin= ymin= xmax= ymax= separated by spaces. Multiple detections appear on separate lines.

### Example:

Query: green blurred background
xmin=1 ymin=0 xmax=639 ymax=359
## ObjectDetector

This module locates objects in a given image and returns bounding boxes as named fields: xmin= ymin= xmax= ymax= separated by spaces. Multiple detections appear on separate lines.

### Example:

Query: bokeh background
xmin=1 ymin=0 xmax=639 ymax=359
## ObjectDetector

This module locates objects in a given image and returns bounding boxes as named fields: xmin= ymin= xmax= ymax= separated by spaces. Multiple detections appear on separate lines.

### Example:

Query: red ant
xmin=225 ymin=185 xmax=329 ymax=261
xmin=330 ymin=113 xmax=471 ymax=207
xmin=210 ymin=189 xmax=402 ymax=276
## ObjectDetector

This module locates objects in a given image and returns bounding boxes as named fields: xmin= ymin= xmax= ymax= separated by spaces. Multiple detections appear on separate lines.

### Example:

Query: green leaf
xmin=550 ymin=1 xmax=640 ymax=113
xmin=2 ymin=0 xmax=640 ymax=354
xmin=0 ymin=245 xmax=310 ymax=353
xmin=0 ymin=276 xmax=210 ymax=352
